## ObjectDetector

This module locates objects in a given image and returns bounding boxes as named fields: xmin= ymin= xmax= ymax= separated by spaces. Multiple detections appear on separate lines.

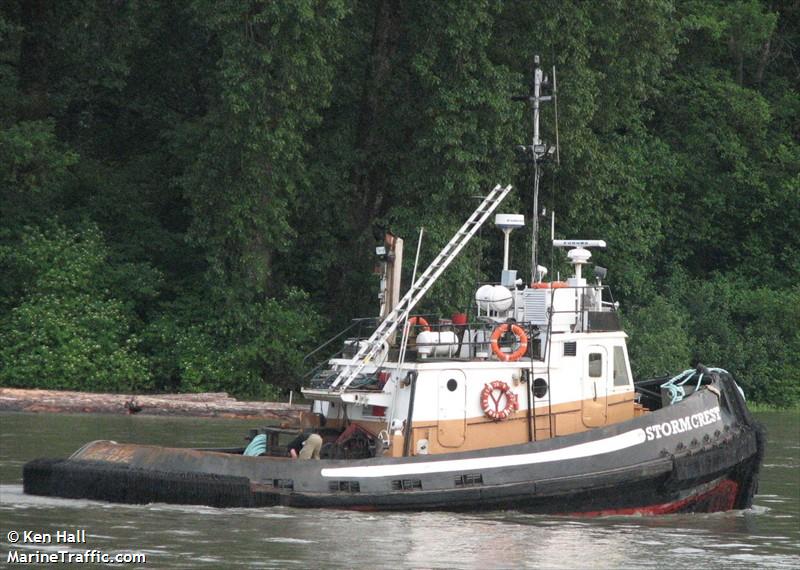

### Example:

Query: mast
xmin=512 ymin=55 xmax=555 ymax=284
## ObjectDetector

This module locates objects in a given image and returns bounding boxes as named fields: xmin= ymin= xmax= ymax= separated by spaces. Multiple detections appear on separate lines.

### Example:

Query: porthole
xmin=447 ymin=379 xmax=458 ymax=392
xmin=533 ymin=377 xmax=548 ymax=398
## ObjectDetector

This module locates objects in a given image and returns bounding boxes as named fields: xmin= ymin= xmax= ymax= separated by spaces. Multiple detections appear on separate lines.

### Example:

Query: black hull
xmin=23 ymin=373 xmax=765 ymax=514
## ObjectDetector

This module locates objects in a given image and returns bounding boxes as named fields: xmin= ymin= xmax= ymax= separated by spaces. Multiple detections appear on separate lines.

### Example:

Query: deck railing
xmin=302 ymin=283 xmax=621 ymax=380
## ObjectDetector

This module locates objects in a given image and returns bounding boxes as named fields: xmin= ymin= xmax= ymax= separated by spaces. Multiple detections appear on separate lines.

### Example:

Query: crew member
xmin=287 ymin=431 xmax=323 ymax=460
xmin=298 ymin=433 xmax=323 ymax=460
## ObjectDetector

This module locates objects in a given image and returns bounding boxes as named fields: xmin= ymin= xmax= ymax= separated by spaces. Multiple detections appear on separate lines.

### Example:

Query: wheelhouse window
xmin=613 ymin=346 xmax=630 ymax=387
xmin=588 ymin=353 xmax=603 ymax=377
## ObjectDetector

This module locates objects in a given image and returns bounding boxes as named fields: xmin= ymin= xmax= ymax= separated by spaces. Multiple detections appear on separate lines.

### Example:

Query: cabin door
xmin=582 ymin=345 xmax=608 ymax=428
xmin=437 ymin=370 xmax=467 ymax=448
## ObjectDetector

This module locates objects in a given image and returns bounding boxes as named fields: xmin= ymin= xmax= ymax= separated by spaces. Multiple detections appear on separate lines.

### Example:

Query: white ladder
xmin=329 ymin=183 xmax=514 ymax=392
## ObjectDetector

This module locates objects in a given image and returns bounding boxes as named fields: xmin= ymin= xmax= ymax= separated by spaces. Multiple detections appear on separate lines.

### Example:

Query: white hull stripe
xmin=321 ymin=428 xmax=647 ymax=478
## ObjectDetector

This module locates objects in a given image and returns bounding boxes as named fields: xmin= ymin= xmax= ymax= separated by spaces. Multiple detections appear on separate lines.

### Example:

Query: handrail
xmin=301 ymin=318 xmax=379 ymax=382
xmin=302 ymin=317 xmax=377 ymax=367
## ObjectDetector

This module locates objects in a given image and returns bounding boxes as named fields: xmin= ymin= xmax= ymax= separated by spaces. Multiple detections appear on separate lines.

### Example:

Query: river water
xmin=1 ymin=411 xmax=797 ymax=569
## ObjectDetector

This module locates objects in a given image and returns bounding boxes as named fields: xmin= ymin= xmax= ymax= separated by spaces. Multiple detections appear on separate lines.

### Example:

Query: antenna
xmin=553 ymin=65 xmax=560 ymax=166
xmin=512 ymin=54 xmax=555 ymax=285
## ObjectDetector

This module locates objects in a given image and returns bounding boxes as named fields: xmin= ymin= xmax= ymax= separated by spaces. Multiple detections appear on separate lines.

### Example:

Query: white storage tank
xmin=416 ymin=331 xmax=459 ymax=358
xmin=475 ymin=285 xmax=494 ymax=311
xmin=475 ymin=284 xmax=513 ymax=313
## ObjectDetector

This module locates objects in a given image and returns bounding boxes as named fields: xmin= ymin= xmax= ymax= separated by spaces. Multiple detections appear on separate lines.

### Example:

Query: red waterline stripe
xmin=566 ymin=479 xmax=740 ymax=517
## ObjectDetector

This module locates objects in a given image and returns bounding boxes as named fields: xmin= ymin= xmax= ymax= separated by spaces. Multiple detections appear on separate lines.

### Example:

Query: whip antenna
xmin=553 ymin=65 xmax=560 ymax=166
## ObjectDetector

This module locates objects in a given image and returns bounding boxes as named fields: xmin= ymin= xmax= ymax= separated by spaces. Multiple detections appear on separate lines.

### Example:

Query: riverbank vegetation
xmin=0 ymin=1 xmax=797 ymax=406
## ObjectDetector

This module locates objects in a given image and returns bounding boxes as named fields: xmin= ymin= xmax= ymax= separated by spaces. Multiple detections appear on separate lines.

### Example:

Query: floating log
xmin=0 ymin=388 xmax=305 ymax=421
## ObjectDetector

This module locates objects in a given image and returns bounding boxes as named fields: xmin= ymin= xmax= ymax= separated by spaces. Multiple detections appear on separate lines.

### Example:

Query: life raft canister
xmin=490 ymin=323 xmax=528 ymax=362
xmin=406 ymin=316 xmax=431 ymax=332
xmin=480 ymin=380 xmax=519 ymax=421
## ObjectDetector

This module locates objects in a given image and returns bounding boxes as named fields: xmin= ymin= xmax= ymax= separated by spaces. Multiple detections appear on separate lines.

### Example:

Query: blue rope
xmin=663 ymin=383 xmax=685 ymax=405
xmin=244 ymin=434 xmax=268 ymax=457
xmin=660 ymin=369 xmax=696 ymax=405
xmin=694 ymin=372 xmax=704 ymax=392
xmin=659 ymin=366 xmax=742 ymax=404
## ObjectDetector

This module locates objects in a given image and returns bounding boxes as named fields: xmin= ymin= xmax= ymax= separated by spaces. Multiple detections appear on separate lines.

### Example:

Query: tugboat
xmin=23 ymin=56 xmax=765 ymax=514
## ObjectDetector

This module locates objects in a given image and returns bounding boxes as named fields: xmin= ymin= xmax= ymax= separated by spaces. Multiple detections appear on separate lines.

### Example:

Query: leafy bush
xmin=625 ymin=295 xmax=692 ymax=379
xmin=625 ymin=277 xmax=800 ymax=408
xmin=0 ymin=223 xmax=151 ymax=392
xmin=143 ymin=288 xmax=322 ymax=399
xmin=0 ymin=293 xmax=149 ymax=391
xmin=681 ymin=277 xmax=800 ymax=407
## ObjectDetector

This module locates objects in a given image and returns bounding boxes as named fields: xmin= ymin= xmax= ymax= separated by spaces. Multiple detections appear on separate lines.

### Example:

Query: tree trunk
xmin=330 ymin=0 xmax=403 ymax=318
xmin=18 ymin=0 xmax=50 ymax=120
xmin=755 ymin=38 xmax=771 ymax=86
xmin=352 ymin=0 xmax=402 ymax=233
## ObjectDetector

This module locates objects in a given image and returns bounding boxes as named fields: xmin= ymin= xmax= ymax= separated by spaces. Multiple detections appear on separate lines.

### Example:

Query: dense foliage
xmin=0 ymin=1 xmax=797 ymax=405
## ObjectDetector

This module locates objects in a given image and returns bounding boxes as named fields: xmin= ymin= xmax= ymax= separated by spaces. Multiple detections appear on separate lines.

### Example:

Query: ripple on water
xmin=243 ymin=510 xmax=296 ymax=520
xmin=129 ymin=548 xmax=171 ymax=556
xmin=729 ymin=553 xmax=800 ymax=566
xmin=12 ymin=543 xmax=64 ymax=553
xmin=670 ymin=546 xmax=708 ymax=554
xmin=165 ymin=529 xmax=202 ymax=537
xmin=0 ymin=485 xmax=101 ymax=509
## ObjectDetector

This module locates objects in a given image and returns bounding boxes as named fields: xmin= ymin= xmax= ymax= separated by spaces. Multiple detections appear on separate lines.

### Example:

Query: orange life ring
xmin=405 ymin=316 xmax=431 ymax=333
xmin=531 ymin=281 xmax=568 ymax=289
xmin=490 ymin=323 xmax=528 ymax=362
xmin=480 ymin=380 xmax=519 ymax=421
